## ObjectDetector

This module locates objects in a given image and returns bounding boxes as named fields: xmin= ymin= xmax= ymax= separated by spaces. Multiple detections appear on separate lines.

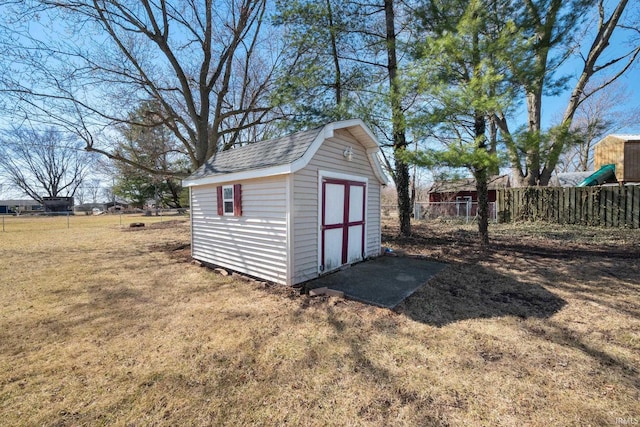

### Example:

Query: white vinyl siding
xmin=292 ymin=129 xmax=382 ymax=283
xmin=190 ymin=176 xmax=288 ymax=284
xmin=366 ymin=177 xmax=382 ymax=256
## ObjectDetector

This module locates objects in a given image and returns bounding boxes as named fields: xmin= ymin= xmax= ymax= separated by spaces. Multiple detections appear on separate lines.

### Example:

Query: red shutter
xmin=233 ymin=184 xmax=242 ymax=216
xmin=216 ymin=186 xmax=223 ymax=216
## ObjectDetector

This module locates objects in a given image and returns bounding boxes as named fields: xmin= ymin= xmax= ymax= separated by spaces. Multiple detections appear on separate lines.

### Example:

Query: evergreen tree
xmin=112 ymin=101 xmax=187 ymax=208
xmin=274 ymin=0 xmax=414 ymax=235
xmin=408 ymin=0 xmax=516 ymax=245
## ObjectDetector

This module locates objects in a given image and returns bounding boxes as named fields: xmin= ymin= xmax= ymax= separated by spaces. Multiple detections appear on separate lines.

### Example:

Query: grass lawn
xmin=1 ymin=215 xmax=639 ymax=426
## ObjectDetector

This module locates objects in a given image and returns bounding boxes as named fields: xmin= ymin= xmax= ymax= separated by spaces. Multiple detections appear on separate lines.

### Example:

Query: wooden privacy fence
xmin=496 ymin=186 xmax=640 ymax=228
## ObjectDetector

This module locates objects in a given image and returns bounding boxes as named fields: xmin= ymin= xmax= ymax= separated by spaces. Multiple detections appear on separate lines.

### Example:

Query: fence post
xmin=612 ymin=186 xmax=620 ymax=227
xmin=564 ymin=188 xmax=571 ymax=224
xmin=624 ymin=186 xmax=632 ymax=228
xmin=634 ymin=187 xmax=640 ymax=229
xmin=599 ymin=187 xmax=607 ymax=227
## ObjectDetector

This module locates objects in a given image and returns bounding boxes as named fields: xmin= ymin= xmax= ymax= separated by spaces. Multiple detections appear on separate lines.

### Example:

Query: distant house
xmin=183 ymin=119 xmax=388 ymax=286
xmin=594 ymin=134 xmax=640 ymax=183
xmin=0 ymin=200 xmax=43 ymax=214
xmin=426 ymin=175 xmax=510 ymax=218
xmin=428 ymin=175 xmax=510 ymax=203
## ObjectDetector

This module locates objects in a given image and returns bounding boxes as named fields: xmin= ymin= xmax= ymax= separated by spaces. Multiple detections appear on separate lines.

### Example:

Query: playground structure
xmin=577 ymin=164 xmax=617 ymax=187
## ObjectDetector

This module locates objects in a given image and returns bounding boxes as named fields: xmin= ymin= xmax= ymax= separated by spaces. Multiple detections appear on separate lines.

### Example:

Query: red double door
xmin=321 ymin=178 xmax=366 ymax=272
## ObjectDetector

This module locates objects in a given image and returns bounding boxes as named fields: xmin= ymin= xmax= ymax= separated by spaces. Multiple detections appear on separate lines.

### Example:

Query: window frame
xmin=216 ymin=183 xmax=242 ymax=217
xmin=222 ymin=185 xmax=235 ymax=216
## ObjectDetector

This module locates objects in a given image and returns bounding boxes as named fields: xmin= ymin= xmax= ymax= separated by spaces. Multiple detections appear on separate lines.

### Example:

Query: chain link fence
xmin=1 ymin=209 xmax=188 ymax=232
xmin=382 ymin=201 xmax=498 ymax=223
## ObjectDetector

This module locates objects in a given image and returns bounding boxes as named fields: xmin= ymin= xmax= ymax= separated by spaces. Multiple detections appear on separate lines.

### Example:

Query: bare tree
xmin=0 ymin=0 xmax=281 ymax=176
xmin=75 ymin=178 xmax=105 ymax=205
xmin=74 ymin=185 xmax=86 ymax=205
xmin=88 ymin=178 xmax=103 ymax=204
xmin=559 ymin=80 xmax=640 ymax=172
xmin=495 ymin=0 xmax=640 ymax=186
xmin=0 ymin=127 xmax=93 ymax=202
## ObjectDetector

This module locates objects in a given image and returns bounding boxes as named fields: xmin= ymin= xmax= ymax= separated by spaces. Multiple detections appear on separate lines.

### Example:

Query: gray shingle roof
xmin=188 ymin=127 xmax=323 ymax=180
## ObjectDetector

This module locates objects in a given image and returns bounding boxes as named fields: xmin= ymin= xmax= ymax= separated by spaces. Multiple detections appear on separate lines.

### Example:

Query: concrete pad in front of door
xmin=307 ymin=256 xmax=447 ymax=308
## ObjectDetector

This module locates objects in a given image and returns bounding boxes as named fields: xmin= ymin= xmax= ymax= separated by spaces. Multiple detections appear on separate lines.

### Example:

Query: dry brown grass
xmin=1 ymin=215 xmax=639 ymax=426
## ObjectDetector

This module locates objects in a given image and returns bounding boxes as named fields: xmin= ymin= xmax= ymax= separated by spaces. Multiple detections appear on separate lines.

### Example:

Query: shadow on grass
xmin=322 ymin=307 xmax=449 ymax=426
xmin=493 ymin=253 xmax=640 ymax=320
xmin=523 ymin=320 xmax=640 ymax=387
xmin=396 ymin=262 xmax=566 ymax=327
xmin=22 ymin=261 xmax=222 ymax=346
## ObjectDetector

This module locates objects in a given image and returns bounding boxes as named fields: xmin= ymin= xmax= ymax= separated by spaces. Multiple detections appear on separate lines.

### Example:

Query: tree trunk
xmin=326 ymin=0 xmax=342 ymax=105
xmin=474 ymin=113 xmax=489 ymax=247
xmin=488 ymin=117 xmax=499 ymax=176
xmin=474 ymin=167 xmax=489 ymax=247
xmin=165 ymin=179 xmax=183 ymax=208
xmin=470 ymin=17 xmax=489 ymax=247
xmin=525 ymin=91 xmax=542 ymax=186
xmin=384 ymin=0 xmax=411 ymax=236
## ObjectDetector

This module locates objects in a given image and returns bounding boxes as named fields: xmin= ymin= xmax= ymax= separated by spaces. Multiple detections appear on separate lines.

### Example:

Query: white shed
xmin=182 ymin=119 xmax=388 ymax=286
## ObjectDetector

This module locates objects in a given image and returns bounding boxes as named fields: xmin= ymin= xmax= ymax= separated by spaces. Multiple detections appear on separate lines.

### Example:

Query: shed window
xmin=216 ymin=184 xmax=242 ymax=216
xmin=223 ymin=186 xmax=234 ymax=214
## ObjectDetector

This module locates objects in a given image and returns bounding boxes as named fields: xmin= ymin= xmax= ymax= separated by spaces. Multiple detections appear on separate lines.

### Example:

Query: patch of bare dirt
xmin=382 ymin=221 xmax=640 ymax=263
xmin=150 ymin=241 xmax=192 ymax=263
xmin=148 ymin=219 xmax=188 ymax=229
xmin=384 ymin=220 xmax=640 ymax=328
xmin=121 ymin=219 xmax=189 ymax=232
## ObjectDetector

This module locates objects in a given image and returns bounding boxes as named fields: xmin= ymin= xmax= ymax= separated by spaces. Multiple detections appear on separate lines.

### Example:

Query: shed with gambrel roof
xmin=183 ymin=119 xmax=388 ymax=286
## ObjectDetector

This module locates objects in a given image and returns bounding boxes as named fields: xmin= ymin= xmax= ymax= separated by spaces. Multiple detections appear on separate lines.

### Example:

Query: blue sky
xmin=540 ymin=11 xmax=640 ymax=134
xmin=541 ymin=69 xmax=640 ymax=135
xmin=1 ymin=1 xmax=638 ymax=199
